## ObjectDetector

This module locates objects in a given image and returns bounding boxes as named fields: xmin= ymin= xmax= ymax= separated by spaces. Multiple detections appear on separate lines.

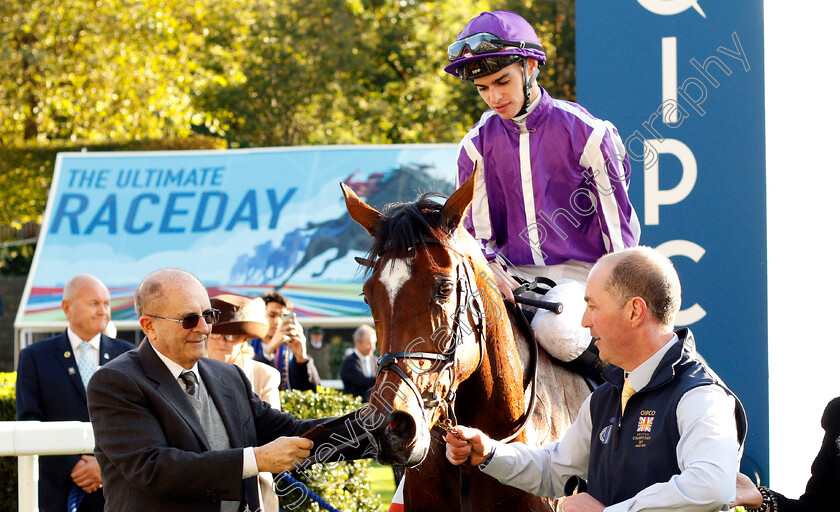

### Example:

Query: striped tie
xmin=67 ymin=483 xmax=86 ymax=512
xmin=180 ymin=370 xmax=198 ymax=397
xmin=277 ymin=345 xmax=290 ymax=391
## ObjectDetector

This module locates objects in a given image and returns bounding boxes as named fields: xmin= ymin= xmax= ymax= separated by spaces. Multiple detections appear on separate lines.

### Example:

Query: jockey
xmin=445 ymin=11 xmax=641 ymax=371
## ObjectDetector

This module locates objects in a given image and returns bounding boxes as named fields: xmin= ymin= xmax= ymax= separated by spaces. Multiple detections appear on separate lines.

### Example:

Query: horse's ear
xmin=441 ymin=168 xmax=476 ymax=233
xmin=342 ymin=182 xmax=381 ymax=236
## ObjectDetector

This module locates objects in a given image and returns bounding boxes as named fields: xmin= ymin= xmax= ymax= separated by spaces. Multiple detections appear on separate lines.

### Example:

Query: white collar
xmin=626 ymin=333 xmax=678 ymax=392
xmin=148 ymin=340 xmax=203 ymax=386
xmin=67 ymin=328 xmax=101 ymax=351
xmin=354 ymin=348 xmax=373 ymax=361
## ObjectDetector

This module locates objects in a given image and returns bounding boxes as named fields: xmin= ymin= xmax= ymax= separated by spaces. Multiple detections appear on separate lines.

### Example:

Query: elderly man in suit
xmin=87 ymin=268 xmax=364 ymax=511
xmin=339 ymin=325 xmax=377 ymax=402
xmin=16 ymin=274 xmax=135 ymax=512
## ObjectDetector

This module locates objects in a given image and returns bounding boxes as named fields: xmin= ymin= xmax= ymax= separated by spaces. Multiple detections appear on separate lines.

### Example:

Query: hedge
xmin=276 ymin=388 xmax=382 ymax=512
xmin=0 ymin=374 xmax=382 ymax=511
xmin=0 ymin=372 xmax=17 ymax=511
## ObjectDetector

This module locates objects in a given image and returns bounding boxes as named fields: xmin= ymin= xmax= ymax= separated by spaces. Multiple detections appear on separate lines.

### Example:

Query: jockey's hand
xmin=488 ymin=261 xmax=515 ymax=303
xmin=445 ymin=425 xmax=494 ymax=466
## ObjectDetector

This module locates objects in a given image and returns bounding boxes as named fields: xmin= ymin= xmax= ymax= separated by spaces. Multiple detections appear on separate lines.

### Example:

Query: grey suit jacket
xmin=87 ymin=339 xmax=323 ymax=511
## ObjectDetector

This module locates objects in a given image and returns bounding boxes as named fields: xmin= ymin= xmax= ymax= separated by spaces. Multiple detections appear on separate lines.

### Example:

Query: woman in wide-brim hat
xmin=207 ymin=293 xmax=281 ymax=512
xmin=208 ymin=294 xmax=280 ymax=407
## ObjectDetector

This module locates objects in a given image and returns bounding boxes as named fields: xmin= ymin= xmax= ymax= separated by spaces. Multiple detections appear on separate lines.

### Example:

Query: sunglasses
xmin=146 ymin=308 xmax=220 ymax=329
xmin=447 ymin=32 xmax=543 ymax=61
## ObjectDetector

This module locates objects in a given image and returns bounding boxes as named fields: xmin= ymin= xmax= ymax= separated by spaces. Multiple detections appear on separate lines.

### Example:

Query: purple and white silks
xmin=456 ymin=87 xmax=641 ymax=267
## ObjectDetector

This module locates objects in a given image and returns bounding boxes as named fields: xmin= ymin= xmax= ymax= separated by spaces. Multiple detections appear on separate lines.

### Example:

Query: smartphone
xmin=280 ymin=312 xmax=296 ymax=343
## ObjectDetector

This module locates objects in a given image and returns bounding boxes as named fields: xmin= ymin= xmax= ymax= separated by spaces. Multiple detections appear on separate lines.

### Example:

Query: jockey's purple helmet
xmin=444 ymin=10 xmax=546 ymax=79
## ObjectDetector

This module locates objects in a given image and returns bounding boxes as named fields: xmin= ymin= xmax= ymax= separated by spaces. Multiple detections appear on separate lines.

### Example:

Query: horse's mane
xmin=367 ymin=192 xmax=454 ymax=266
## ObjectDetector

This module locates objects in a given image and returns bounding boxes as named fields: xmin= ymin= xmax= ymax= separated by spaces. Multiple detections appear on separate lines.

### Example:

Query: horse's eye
xmin=437 ymin=282 xmax=454 ymax=298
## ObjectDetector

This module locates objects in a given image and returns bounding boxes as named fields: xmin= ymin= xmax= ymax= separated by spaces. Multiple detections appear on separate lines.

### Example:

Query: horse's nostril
xmin=387 ymin=412 xmax=416 ymax=440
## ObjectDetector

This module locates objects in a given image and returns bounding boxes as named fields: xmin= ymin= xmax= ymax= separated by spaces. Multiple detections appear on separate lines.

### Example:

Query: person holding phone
xmin=250 ymin=292 xmax=320 ymax=391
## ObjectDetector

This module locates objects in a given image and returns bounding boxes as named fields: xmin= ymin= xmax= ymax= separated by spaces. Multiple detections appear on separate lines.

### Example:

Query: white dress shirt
xmin=482 ymin=335 xmax=740 ymax=511
xmin=148 ymin=343 xmax=259 ymax=479
xmin=354 ymin=348 xmax=374 ymax=377
xmin=67 ymin=328 xmax=102 ymax=371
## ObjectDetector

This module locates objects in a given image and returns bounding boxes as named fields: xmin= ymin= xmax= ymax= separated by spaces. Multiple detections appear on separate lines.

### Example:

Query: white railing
xmin=0 ymin=421 xmax=95 ymax=512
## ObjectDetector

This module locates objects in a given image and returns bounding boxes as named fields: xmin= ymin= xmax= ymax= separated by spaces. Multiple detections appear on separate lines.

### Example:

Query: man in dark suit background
xmin=339 ymin=325 xmax=377 ymax=402
xmin=87 ymin=268 xmax=361 ymax=510
xmin=16 ymin=274 xmax=135 ymax=512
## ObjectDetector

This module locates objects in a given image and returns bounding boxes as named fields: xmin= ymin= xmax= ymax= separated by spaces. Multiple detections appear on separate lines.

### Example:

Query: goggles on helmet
xmin=447 ymin=32 xmax=544 ymax=62
xmin=456 ymin=54 xmax=525 ymax=80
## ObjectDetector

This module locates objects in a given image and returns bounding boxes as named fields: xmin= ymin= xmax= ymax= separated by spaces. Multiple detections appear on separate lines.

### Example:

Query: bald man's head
xmin=134 ymin=268 xmax=202 ymax=318
xmin=595 ymin=246 xmax=681 ymax=328
xmin=135 ymin=268 xmax=212 ymax=368
xmin=62 ymin=274 xmax=111 ymax=341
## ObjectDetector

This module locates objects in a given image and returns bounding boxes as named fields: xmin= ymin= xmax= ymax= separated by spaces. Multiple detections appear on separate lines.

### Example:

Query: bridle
xmin=367 ymin=239 xmax=486 ymax=429
xmin=361 ymin=236 xmax=538 ymax=445
xmin=361 ymin=234 xmax=540 ymax=512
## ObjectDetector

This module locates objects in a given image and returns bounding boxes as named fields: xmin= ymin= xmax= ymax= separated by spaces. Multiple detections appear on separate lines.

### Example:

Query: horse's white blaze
xmin=379 ymin=257 xmax=413 ymax=306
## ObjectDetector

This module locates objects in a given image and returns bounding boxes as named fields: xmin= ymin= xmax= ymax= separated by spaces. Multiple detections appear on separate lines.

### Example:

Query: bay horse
xmin=342 ymin=173 xmax=591 ymax=511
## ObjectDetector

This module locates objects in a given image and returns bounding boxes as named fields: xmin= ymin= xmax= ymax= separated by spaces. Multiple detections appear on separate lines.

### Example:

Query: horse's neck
xmin=457 ymin=301 xmax=528 ymax=438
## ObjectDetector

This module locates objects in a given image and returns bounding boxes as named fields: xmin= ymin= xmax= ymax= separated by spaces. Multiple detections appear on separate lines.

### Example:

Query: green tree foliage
xmin=503 ymin=0 xmax=576 ymax=100
xmin=199 ymin=0 xmax=575 ymax=148
xmin=0 ymin=0 xmax=249 ymax=144
xmin=0 ymin=373 xmax=17 ymax=511
xmin=198 ymin=0 xmax=493 ymax=147
xmin=0 ymin=0 xmax=574 ymax=148
xmin=0 ymin=1 xmax=575 ymax=225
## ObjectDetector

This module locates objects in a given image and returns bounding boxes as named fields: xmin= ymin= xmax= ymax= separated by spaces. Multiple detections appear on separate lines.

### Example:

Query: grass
xmin=370 ymin=462 xmax=397 ymax=510
xmin=366 ymin=464 xmax=751 ymax=511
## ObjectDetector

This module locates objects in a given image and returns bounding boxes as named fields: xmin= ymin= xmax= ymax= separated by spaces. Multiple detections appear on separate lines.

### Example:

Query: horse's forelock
xmin=365 ymin=192 xmax=454 ymax=272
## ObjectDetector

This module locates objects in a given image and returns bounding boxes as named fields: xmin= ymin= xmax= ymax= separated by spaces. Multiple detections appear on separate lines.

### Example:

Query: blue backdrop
xmin=577 ymin=1 xmax=768 ymax=482
xmin=16 ymin=145 xmax=457 ymax=326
